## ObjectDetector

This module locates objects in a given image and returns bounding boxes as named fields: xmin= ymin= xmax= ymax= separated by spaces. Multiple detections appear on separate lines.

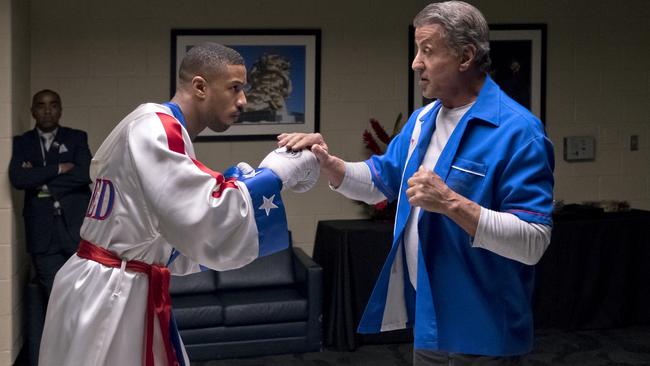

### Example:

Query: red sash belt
xmin=77 ymin=240 xmax=179 ymax=366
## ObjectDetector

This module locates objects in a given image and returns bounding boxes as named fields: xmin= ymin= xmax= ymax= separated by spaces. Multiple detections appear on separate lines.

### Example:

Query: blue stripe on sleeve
xmin=239 ymin=168 xmax=290 ymax=257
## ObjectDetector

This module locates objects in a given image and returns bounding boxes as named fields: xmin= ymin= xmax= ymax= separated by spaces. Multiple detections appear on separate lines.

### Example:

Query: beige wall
xmin=1 ymin=0 xmax=31 ymax=364
xmin=26 ymin=0 xmax=650 ymax=255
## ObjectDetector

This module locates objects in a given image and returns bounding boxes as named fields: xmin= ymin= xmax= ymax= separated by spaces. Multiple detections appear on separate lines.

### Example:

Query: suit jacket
xmin=9 ymin=126 xmax=92 ymax=254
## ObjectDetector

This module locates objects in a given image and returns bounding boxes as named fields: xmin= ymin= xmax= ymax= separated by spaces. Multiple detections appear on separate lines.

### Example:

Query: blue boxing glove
xmin=224 ymin=162 xmax=256 ymax=180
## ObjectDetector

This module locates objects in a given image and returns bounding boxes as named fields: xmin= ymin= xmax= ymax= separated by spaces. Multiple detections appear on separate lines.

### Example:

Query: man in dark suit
xmin=9 ymin=89 xmax=92 ymax=300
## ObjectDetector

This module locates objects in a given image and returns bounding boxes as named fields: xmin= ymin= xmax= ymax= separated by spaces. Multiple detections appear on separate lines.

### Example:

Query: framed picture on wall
xmin=171 ymin=29 xmax=321 ymax=141
xmin=408 ymin=24 xmax=547 ymax=123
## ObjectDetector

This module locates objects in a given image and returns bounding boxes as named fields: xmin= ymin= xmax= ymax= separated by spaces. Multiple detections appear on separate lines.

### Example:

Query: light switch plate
xmin=564 ymin=136 xmax=595 ymax=162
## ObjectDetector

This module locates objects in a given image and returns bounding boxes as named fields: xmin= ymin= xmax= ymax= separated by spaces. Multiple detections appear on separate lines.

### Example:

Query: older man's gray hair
xmin=413 ymin=1 xmax=491 ymax=73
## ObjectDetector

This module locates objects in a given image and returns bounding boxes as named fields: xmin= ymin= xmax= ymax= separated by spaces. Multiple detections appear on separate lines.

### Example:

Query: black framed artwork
xmin=408 ymin=24 xmax=547 ymax=123
xmin=171 ymin=29 xmax=321 ymax=141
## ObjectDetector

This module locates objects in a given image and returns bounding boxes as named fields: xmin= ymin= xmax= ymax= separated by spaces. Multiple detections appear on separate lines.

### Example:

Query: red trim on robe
xmin=156 ymin=112 xmax=238 ymax=198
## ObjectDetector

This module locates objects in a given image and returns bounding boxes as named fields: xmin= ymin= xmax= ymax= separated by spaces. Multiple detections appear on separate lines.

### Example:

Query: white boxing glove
xmin=259 ymin=147 xmax=320 ymax=193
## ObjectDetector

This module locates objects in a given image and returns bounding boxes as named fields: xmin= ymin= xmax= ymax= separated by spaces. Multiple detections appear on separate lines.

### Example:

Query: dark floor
xmin=194 ymin=326 xmax=650 ymax=366
xmin=15 ymin=326 xmax=650 ymax=366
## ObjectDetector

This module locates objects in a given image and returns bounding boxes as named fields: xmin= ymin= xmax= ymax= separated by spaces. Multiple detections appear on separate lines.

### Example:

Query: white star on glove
xmin=259 ymin=194 xmax=278 ymax=216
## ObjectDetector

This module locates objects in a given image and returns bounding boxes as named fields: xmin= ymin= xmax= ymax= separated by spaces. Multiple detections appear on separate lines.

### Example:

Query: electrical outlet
xmin=563 ymin=136 xmax=595 ymax=162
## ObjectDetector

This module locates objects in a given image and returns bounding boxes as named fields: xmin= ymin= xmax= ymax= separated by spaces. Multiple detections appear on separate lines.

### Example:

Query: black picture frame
xmin=171 ymin=29 xmax=321 ymax=141
xmin=408 ymin=24 xmax=547 ymax=123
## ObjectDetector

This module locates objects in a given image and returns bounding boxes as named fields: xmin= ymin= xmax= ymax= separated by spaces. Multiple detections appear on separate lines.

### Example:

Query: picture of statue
xmin=241 ymin=53 xmax=297 ymax=123
xmin=232 ymin=45 xmax=307 ymax=125
xmin=173 ymin=31 xmax=320 ymax=140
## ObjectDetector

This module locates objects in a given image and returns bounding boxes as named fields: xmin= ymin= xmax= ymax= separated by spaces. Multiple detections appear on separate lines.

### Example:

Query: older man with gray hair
xmin=279 ymin=1 xmax=555 ymax=365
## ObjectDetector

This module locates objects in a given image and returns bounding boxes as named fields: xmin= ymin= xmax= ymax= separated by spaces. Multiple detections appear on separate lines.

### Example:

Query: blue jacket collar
xmin=418 ymin=75 xmax=501 ymax=127
xmin=468 ymin=75 xmax=501 ymax=126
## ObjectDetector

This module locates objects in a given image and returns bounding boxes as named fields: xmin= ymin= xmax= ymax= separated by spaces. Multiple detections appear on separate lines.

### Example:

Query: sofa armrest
xmin=293 ymin=248 xmax=318 ymax=282
xmin=292 ymin=247 xmax=323 ymax=351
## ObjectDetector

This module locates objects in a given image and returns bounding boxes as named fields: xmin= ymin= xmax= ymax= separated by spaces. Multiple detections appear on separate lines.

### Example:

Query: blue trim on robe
xmin=169 ymin=313 xmax=186 ymax=366
xmin=239 ymin=168 xmax=289 ymax=256
xmin=162 ymin=102 xmax=186 ymax=129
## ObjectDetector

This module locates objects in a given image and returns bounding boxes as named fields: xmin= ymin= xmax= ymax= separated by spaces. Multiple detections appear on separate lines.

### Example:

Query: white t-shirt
xmin=403 ymin=103 xmax=473 ymax=289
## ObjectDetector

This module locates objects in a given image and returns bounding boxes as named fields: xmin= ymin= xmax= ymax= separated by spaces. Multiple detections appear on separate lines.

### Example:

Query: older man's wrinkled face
xmin=411 ymin=24 xmax=463 ymax=101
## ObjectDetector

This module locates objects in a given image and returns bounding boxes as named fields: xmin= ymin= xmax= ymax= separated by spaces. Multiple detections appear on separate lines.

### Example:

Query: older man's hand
xmin=277 ymin=133 xmax=328 ymax=152
xmin=406 ymin=166 xmax=455 ymax=214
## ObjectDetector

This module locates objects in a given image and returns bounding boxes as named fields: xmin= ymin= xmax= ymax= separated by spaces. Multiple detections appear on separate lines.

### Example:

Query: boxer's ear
xmin=191 ymin=76 xmax=209 ymax=99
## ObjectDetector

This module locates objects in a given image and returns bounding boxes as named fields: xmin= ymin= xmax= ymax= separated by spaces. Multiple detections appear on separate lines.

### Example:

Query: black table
xmin=313 ymin=219 xmax=410 ymax=351
xmin=533 ymin=209 xmax=650 ymax=330
xmin=313 ymin=210 xmax=650 ymax=351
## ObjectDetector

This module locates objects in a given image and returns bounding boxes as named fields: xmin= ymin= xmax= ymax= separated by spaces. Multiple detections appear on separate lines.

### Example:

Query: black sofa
xmin=170 ymin=245 xmax=323 ymax=361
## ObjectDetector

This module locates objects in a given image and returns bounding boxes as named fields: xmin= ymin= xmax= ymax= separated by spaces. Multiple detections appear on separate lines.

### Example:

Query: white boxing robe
xmin=39 ymin=103 xmax=289 ymax=366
